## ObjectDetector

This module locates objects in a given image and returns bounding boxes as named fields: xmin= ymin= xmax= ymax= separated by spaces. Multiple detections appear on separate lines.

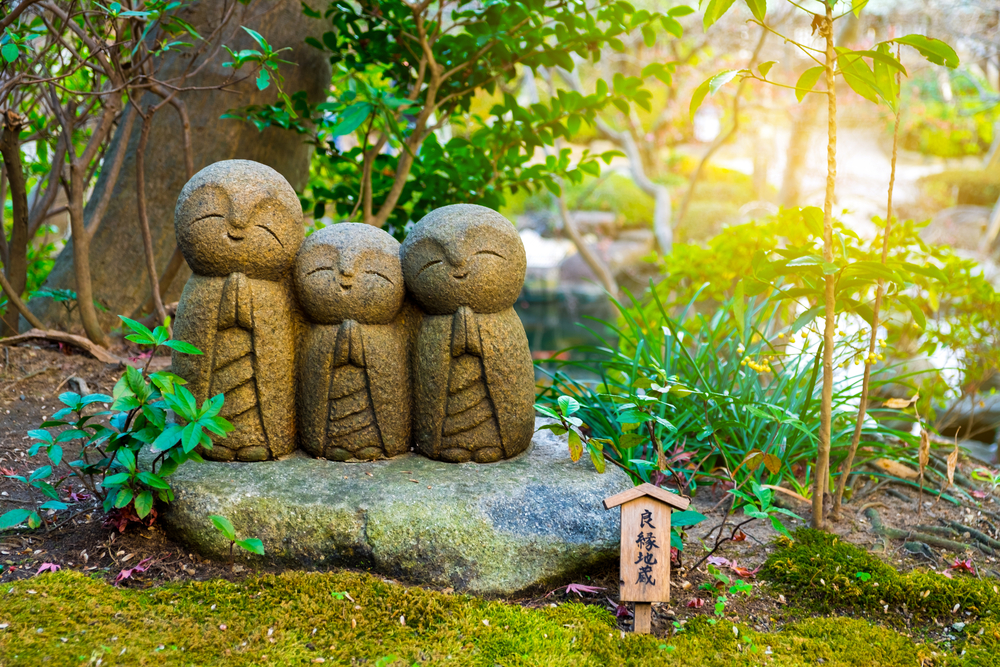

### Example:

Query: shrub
xmin=0 ymin=317 xmax=233 ymax=532
xmin=918 ymin=168 xmax=1000 ymax=208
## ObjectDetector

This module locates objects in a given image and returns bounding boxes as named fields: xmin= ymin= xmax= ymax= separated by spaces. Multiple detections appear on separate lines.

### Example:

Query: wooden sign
xmin=604 ymin=483 xmax=690 ymax=634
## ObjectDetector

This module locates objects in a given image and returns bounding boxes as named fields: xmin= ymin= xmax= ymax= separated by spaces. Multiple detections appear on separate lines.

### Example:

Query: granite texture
xmin=159 ymin=421 xmax=628 ymax=596
xmin=400 ymin=205 xmax=534 ymax=463
xmin=295 ymin=224 xmax=412 ymax=461
xmin=172 ymin=160 xmax=304 ymax=462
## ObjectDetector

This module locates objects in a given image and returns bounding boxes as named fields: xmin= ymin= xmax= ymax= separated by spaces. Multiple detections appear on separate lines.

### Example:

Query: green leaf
xmin=689 ymin=77 xmax=712 ymax=120
xmin=255 ymin=68 xmax=270 ymax=91
xmin=39 ymin=501 xmax=68 ymax=511
xmin=905 ymin=298 xmax=926 ymax=330
xmin=557 ymin=395 xmax=581 ymax=417
xmin=162 ymin=340 xmax=203 ymax=355
xmin=236 ymin=538 xmax=264 ymax=555
xmin=641 ymin=24 xmax=655 ymax=48
xmin=733 ymin=279 xmax=745 ymax=342
xmin=330 ymin=102 xmax=373 ymax=137
xmin=134 ymin=490 xmax=153 ymax=519
xmin=210 ymin=514 xmax=237 ymax=541
xmin=568 ymin=430 xmax=583 ymax=462
xmin=588 ymin=446 xmax=606 ymax=474
xmin=1 ymin=43 xmax=18 ymax=63
xmin=137 ymin=471 xmax=171 ymax=489
xmin=744 ymin=0 xmax=765 ymax=22
xmin=794 ymin=66 xmax=824 ymax=103
xmin=703 ymin=0 xmax=737 ymax=29
xmin=150 ymin=423 xmax=183 ymax=453
xmin=757 ymin=60 xmax=776 ymax=78
xmin=838 ymin=53 xmax=882 ymax=105
xmin=892 ymin=34 xmax=959 ymax=68
xmin=241 ymin=26 xmax=270 ymax=51
xmin=102 ymin=472 xmax=131 ymax=487
xmin=117 ymin=447 xmax=137 ymax=473
xmin=0 ymin=509 xmax=31 ymax=531
xmin=709 ymin=69 xmax=739 ymax=94
xmin=118 ymin=315 xmax=156 ymax=345
xmin=619 ymin=433 xmax=645 ymax=448
xmin=671 ymin=510 xmax=707 ymax=527
xmin=114 ymin=488 xmax=134 ymax=509
xmin=48 ymin=444 xmax=62 ymax=467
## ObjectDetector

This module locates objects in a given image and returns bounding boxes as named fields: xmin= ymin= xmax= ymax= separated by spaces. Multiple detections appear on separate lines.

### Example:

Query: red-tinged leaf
xmin=565 ymin=583 xmax=606 ymax=597
xmin=707 ymin=556 xmax=732 ymax=568
xmin=36 ymin=562 xmax=61 ymax=575
xmin=686 ymin=598 xmax=705 ymax=608
xmin=972 ymin=490 xmax=988 ymax=499
xmin=942 ymin=569 xmax=954 ymax=579
xmin=732 ymin=530 xmax=747 ymax=542
xmin=607 ymin=597 xmax=632 ymax=618
xmin=949 ymin=557 xmax=976 ymax=575
xmin=114 ymin=556 xmax=154 ymax=585
xmin=732 ymin=564 xmax=761 ymax=578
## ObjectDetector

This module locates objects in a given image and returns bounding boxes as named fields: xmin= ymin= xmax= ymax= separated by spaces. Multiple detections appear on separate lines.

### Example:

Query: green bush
xmin=918 ymin=168 xmax=1000 ymax=208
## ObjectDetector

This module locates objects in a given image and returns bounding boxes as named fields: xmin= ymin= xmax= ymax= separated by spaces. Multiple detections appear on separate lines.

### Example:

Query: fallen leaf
xmin=950 ymin=558 xmax=976 ymax=575
xmin=884 ymin=396 xmax=918 ymax=409
xmin=707 ymin=556 xmax=732 ymax=568
xmin=686 ymin=598 xmax=705 ymax=608
xmin=872 ymin=458 xmax=919 ymax=480
xmin=564 ymin=583 xmax=605 ymax=597
xmin=35 ymin=563 xmax=60 ymax=576
xmin=732 ymin=530 xmax=747 ymax=542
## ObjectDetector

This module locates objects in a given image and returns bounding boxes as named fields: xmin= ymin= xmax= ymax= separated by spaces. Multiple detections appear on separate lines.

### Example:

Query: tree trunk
xmin=0 ymin=113 xmax=28 ymax=337
xmin=29 ymin=0 xmax=330 ymax=331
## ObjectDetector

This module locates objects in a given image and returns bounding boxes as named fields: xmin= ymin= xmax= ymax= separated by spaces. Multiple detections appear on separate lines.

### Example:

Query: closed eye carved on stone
xmin=416 ymin=258 xmax=443 ymax=276
xmin=474 ymin=249 xmax=505 ymax=260
xmin=364 ymin=269 xmax=394 ymax=284
xmin=192 ymin=213 xmax=224 ymax=224
xmin=255 ymin=224 xmax=284 ymax=247
xmin=306 ymin=266 xmax=336 ymax=276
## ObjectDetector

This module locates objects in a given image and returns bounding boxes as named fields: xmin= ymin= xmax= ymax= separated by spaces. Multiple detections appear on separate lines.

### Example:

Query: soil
xmin=2 ymin=344 xmax=998 ymax=640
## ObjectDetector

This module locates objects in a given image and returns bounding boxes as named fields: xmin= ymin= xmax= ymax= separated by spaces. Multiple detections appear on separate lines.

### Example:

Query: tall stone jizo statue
xmin=171 ymin=162 xmax=534 ymax=463
xmin=172 ymin=160 xmax=302 ymax=462
xmin=295 ymin=224 xmax=412 ymax=461
xmin=401 ymin=205 xmax=535 ymax=463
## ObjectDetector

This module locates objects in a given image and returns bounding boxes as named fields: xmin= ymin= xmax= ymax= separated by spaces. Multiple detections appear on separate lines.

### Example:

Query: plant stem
xmin=812 ymin=3 xmax=837 ymax=531
xmin=831 ymin=52 xmax=902 ymax=517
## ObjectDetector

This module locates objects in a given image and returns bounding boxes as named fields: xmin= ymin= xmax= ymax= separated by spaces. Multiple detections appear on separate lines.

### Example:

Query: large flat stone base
xmin=159 ymin=420 xmax=629 ymax=596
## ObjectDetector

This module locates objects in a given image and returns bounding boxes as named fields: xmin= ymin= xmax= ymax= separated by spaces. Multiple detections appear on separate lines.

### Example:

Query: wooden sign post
xmin=603 ymin=483 xmax=690 ymax=634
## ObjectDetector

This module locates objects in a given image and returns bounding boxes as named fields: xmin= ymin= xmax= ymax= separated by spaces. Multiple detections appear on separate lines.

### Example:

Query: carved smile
xmin=340 ymin=283 xmax=353 ymax=291
xmin=227 ymin=231 xmax=245 ymax=241
xmin=453 ymin=272 xmax=469 ymax=280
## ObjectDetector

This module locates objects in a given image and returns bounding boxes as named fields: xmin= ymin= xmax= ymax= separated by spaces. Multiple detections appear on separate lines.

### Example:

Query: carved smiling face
xmin=174 ymin=160 xmax=303 ymax=280
xmin=400 ymin=204 xmax=526 ymax=315
xmin=295 ymin=223 xmax=404 ymax=325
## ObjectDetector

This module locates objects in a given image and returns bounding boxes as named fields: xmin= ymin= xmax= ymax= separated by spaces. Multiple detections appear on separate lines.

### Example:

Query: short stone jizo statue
xmin=172 ymin=160 xmax=303 ymax=461
xmin=295 ymin=224 xmax=412 ymax=461
xmin=401 ymin=204 xmax=535 ymax=463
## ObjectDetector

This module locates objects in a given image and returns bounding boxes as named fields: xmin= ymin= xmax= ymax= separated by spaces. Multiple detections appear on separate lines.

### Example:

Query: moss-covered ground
xmin=3 ymin=550 xmax=1000 ymax=667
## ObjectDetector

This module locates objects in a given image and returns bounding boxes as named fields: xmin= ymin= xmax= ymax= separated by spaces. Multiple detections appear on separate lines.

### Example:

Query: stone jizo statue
xmin=295 ymin=223 xmax=412 ymax=461
xmin=400 ymin=204 xmax=535 ymax=463
xmin=172 ymin=160 xmax=302 ymax=462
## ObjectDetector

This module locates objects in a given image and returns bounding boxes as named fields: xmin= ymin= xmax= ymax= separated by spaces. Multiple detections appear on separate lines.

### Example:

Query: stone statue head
xmin=400 ymin=204 xmax=526 ymax=315
xmin=294 ymin=223 xmax=404 ymax=325
xmin=174 ymin=160 xmax=304 ymax=280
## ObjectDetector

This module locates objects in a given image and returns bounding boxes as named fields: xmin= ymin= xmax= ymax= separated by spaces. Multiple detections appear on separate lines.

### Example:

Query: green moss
xmin=0 ymin=567 xmax=986 ymax=666
xmin=764 ymin=529 xmax=1000 ymax=621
